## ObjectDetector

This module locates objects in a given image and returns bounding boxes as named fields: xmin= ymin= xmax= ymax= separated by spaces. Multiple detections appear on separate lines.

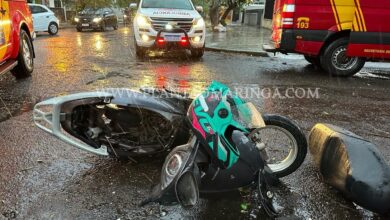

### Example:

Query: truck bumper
xmin=134 ymin=25 xmax=206 ymax=49
xmin=264 ymin=29 xmax=296 ymax=53
xmin=76 ymin=22 xmax=104 ymax=29
xmin=262 ymin=44 xmax=278 ymax=53
xmin=280 ymin=29 xmax=296 ymax=51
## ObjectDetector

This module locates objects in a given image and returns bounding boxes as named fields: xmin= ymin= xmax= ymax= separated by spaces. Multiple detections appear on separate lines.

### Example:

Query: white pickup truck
xmin=132 ymin=0 xmax=206 ymax=58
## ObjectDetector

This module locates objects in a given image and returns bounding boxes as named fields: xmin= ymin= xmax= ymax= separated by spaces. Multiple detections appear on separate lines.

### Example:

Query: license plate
xmin=164 ymin=35 xmax=181 ymax=42
xmin=82 ymin=23 xmax=89 ymax=27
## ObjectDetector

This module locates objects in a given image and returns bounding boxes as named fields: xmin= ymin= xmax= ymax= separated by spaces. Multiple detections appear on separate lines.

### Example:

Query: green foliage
xmin=192 ymin=0 xmax=209 ymax=16
xmin=192 ymin=0 xmax=207 ymax=6
xmin=74 ymin=0 xmax=113 ymax=11
xmin=115 ymin=0 xmax=139 ymax=8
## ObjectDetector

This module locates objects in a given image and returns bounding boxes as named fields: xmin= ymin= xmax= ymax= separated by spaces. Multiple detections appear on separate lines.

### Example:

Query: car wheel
xmin=134 ymin=37 xmax=146 ymax=58
xmin=100 ymin=22 xmax=106 ymax=32
xmin=190 ymin=47 xmax=205 ymax=59
xmin=136 ymin=44 xmax=146 ymax=58
xmin=48 ymin=22 xmax=58 ymax=35
xmin=320 ymin=37 xmax=365 ymax=77
xmin=11 ymin=29 xmax=34 ymax=79
xmin=113 ymin=22 xmax=118 ymax=30
xmin=76 ymin=27 xmax=82 ymax=32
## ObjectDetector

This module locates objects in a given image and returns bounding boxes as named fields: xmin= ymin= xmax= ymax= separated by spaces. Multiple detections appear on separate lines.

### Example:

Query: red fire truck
xmin=0 ymin=0 xmax=35 ymax=79
xmin=264 ymin=0 xmax=390 ymax=77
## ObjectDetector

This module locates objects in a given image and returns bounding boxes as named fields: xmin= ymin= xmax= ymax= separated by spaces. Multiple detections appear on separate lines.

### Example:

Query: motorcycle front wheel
xmin=250 ymin=114 xmax=308 ymax=178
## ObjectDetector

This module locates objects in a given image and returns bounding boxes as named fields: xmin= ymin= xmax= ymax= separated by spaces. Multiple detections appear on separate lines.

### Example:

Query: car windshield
xmin=78 ymin=8 xmax=103 ymax=15
xmin=142 ymin=0 xmax=193 ymax=10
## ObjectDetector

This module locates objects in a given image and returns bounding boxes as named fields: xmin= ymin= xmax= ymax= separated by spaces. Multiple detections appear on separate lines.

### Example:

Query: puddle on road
xmin=85 ymin=57 xmax=208 ymax=97
xmin=86 ymin=71 xmax=133 ymax=85
xmin=355 ymin=71 xmax=390 ymax=80
xmin=0 ymin=95 xmax=39 ymax=122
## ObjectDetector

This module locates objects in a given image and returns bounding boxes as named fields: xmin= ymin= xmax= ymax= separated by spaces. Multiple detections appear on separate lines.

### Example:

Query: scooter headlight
xmin=161 ymin=150 xmax=190 ymax=190
xmin=166 ymin=154 xmax=182 ymax=176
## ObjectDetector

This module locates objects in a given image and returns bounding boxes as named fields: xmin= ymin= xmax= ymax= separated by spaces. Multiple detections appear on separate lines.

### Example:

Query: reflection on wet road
xmin=0 ymin=27 xmax=389 ymax=219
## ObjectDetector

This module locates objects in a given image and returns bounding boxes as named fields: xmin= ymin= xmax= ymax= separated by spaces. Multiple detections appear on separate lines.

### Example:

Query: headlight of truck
xmin=93 ymin=17 xmax=102 ymax=23
xmin=74 ymin=17 xmax=80 ymax=22
xmin=135 ymin=15 xmax=150 ymax=27
xmin=194 ymin=18 xmax=205 ymax=28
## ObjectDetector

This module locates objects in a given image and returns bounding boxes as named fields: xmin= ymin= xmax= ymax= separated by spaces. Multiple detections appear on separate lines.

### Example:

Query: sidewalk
xmin=205 ymin=24 xmax=271 ymax=57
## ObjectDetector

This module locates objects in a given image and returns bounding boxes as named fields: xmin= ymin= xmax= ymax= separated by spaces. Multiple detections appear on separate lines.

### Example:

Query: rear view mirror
xmin=195 ymin=6 xmax=203 ymax=13
xmin=175 ymin=172 xmax=199 ymax=208
xmin=129 ymin=3 xmax=138 ymax=9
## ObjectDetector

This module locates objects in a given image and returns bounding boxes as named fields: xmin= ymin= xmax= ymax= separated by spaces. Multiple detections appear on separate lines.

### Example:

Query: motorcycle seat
xmin=309 ymin=123 xmax=390 ymax=215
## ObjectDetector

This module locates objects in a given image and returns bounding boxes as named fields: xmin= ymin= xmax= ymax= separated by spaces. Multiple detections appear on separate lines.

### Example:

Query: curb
xmin=59 ymin=25 xmax=75 ymax=29
xmin=205 ymin=46 xmax=269 ymax=57
xmin=59 ymin=22 xmax=127 ymax=29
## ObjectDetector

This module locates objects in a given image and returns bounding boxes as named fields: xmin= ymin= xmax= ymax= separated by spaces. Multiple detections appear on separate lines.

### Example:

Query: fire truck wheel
xmin=304 ymin=55 xmax=321 ymax=67
xmin=11 ymin=30 xmax=34 ymax=79
xmin=321 ymin=37 xmax=365 ymax=77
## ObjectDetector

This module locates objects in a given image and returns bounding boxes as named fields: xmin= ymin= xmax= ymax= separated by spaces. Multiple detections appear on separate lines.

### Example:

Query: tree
xmin=209 ymin=0 xmax=248 ymax=29
xmin=115 ymin=0 xmax=139 ymax=8
xmin=220 ymin=0 xmax=237 ymax=26
xmin=75 ymin=0 xmax=113 ymax=11
xmin=209 ymin=0 xmax=221 ymax=29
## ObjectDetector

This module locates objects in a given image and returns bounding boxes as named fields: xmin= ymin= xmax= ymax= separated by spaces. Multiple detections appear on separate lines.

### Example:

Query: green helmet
xmin=188 ymin=81 xmax=249 ymax=169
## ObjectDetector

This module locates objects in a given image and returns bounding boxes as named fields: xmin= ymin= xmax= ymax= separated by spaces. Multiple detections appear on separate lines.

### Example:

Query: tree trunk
xmin=220 ymin=6 xmax=235 ymax=26
xmin=209 ymin=0 xmax=221 ymax=30
xmin=220 ymin=0 xmax=237 ymax=26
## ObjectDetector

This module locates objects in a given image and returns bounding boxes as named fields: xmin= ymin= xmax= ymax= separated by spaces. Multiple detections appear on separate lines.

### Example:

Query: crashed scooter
xmin=141 ymin=82 xmax=308 ymax=217
xmin=33 ymin=81 xmax=307 ymax=178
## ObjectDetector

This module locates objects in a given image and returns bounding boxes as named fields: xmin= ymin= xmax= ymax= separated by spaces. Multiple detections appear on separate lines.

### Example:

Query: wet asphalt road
xmin=0 ymin=27 xmax=389 ymax=219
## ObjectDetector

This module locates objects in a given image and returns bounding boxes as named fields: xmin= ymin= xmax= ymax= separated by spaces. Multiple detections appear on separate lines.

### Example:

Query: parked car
xmin=0 ymin=0 xmax=35 ymax=79
xmin=132 ymin=0 xmax=206 ymax=58
xmin=74 ymin=8 xmax=118 ymax=32
xmin=28 ymin=3 xmax=59 ymax=35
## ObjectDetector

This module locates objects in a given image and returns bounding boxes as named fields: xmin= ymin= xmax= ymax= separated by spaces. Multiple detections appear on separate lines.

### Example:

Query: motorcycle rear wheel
xmin=251 ymin=114 xmax=308 ymax=178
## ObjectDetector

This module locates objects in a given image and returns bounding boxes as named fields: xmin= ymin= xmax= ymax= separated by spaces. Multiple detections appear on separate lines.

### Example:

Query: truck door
xmin=0 ymin=0 xmax=11 ymax=62
xmin=347 ymin=0 xmax=390 ymax=59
